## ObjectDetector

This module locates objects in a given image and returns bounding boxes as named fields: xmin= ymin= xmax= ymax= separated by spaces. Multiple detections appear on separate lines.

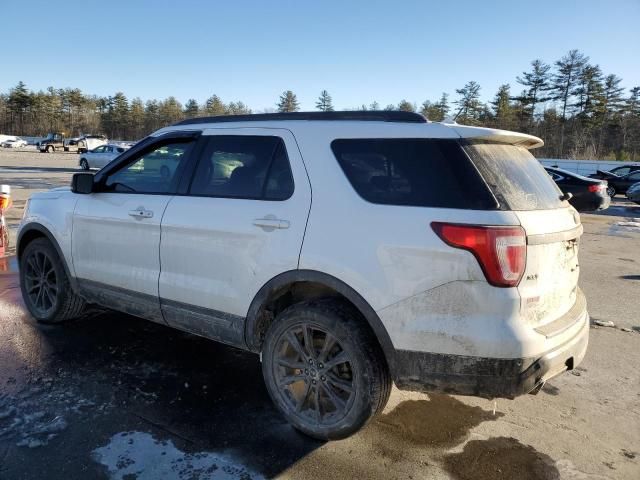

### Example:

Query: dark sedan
xmin=589 ymin=164 xmax=640 ymax=196
xmin=545 ymin=167 xmax=610 ymax=211
xmin=600 ymin=170 xmax=640 ymax=197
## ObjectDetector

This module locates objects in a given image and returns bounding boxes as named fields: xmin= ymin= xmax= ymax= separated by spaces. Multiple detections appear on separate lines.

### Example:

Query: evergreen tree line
xmin=1 ymin=50 xmax=639 ymax=159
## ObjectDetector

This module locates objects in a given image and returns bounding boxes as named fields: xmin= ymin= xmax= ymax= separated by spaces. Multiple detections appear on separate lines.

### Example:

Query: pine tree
xmin=436 ymin=93 xmax=450 ymax=120
xmin=204 ymin=95 xmax=226 ymax=115
xmin=158 ymin=96 xmax=183 ymax=126
xmin=454 ymin=81 xmax=482 ymax=124
xmin=129 ymin=97 xmax=145 ymax=139
xmin=7 ymin=81 xmax=31 ymax=134
xmin=397 ymin=100 xmax=415 ymax=112
xmin=420 ymin=95 xmax=449 ymax=121
xmin=574 ymin=65 xmax=604 ymax=120
xmin=316 ymin=90 xmax=334 ymax=111
xmin=226 ymin=101 xmax=252 ymax=115
xmin=550 ymin=50 xmax=589 ymax=156
xmin=277 ymin=91 xmax=300 ymax=112
xmin=490 ymin=84 xmax=515 ymax=130
xmin=597 ymin=74 xmax=626 ymax=153
xmin=184 ymin=99 xmax=199 ymax=118
xmin=144 ymin=100 xmax=161 ymax=132
xmin=516 ymin=59 xmax=551 ymax=122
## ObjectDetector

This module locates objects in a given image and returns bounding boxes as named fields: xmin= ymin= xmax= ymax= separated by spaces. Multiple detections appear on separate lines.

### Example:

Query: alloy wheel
xmin=23 ymin=250 xmax=58 ymax=315
xmin=272 ymin=323 xmax=356 ymax=426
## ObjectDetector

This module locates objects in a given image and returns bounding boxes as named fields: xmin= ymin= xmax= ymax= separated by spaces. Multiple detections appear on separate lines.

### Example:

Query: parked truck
xmin=39 ymin=133 xmax=108 ymax=153
xmin=38 ymin=132 xmax=66 ymax=153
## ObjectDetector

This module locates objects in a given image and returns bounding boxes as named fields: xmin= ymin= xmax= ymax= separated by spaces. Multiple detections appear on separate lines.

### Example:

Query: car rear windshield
xmin=462 ymin=141 xmax=564 ymax=210
xmin=331 ymin=139 xmax=497 ymax=209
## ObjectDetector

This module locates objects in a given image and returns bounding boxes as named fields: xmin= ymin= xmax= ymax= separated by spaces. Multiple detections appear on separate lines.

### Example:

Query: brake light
xmin=588 ymin=184 xmax=605 ymax=193
xmin=431 ymin=222 xmax=526 ymax=288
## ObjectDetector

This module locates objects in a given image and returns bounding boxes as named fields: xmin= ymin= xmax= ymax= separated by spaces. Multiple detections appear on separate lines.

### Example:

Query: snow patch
xmin=92 ymin=431 xmax=264 ymax=480
xmin=609 ymin=218 xmax=640 ymax=236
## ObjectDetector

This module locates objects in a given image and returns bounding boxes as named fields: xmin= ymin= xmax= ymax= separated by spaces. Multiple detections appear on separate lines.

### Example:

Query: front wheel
xmin=607 ymin=185 xmax=616 ymax=197
xmin=80 ymin=159 xmax=89 ymax=170
xmin=46 ymin=145 xmax=54 ymax=153
xmin=262 ymin=300 xmax=391 ymax=440
xmin=20 ymin=238 xmax=86 ymax=323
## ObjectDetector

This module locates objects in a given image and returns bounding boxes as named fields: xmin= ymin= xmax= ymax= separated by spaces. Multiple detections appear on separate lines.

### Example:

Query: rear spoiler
xmin=450 ymin=125 xmax=544 ymax=149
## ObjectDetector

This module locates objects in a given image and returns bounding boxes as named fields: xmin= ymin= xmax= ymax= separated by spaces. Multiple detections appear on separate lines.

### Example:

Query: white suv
xmin=17 ymin=111 xmax=589 ymax=439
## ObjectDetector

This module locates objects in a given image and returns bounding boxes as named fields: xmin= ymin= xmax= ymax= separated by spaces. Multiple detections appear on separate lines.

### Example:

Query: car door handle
xmin=253 ymin=217 xmax=290 ymax=230
xmin=128 ymin=208 xmax=154 ymax=219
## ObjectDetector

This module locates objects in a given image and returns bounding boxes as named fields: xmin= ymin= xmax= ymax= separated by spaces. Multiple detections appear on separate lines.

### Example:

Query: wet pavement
xmin=0 ymin=256 xmax=319 ymax=479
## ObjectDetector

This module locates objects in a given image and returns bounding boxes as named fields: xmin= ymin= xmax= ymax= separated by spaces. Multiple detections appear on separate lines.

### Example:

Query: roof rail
xmin=173 ymin=111 xmax=427 ymax=126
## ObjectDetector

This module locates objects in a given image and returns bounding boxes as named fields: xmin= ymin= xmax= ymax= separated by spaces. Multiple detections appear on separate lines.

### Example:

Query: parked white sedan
xmin=1 ymin=138 xmax=28 ymax=148
xmin=79 ymin=144 xmax=129 ymax=170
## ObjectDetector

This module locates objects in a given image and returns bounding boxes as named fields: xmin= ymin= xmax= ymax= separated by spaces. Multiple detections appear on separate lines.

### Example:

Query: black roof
xmin=173 ymin=110 xmax=427 ymax=126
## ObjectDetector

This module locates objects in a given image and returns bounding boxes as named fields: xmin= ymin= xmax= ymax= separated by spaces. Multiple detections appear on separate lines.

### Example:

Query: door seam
xmin=157 ymin=196 xmax=175 ymax=325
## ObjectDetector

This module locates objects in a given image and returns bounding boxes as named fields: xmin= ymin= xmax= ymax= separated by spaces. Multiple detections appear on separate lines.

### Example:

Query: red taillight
xmin=588 ymin=184 xmax=605 ymax=193
xmin=431 ymin=222 xmax=526 ymax=288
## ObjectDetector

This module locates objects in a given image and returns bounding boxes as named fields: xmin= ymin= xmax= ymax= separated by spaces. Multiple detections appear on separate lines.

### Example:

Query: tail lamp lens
xmin=431 ymin=222 xmax=526 ymax=288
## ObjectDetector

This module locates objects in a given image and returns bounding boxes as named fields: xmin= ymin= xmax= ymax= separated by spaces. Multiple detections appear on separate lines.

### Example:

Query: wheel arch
xmin=17 ymin=223 xmax=77 ymax=291
xmin=245 ymin=269 xmax=397 ymax=376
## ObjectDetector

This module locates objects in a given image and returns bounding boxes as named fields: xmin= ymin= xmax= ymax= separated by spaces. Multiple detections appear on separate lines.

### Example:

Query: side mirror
xmin=71 ymin=173 xmax=95 ymax=194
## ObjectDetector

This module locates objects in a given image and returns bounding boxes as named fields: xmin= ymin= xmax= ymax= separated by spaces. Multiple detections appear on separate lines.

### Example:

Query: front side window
xmin=189 ymin=136 xmax=294 ymax=200
xmin=103 ymin=142 xmax=192 ymax=194
xmin=627 ymin=171 xmax=640 ymax=181
xmin=93 ymin=146 xmax=106 ymax=153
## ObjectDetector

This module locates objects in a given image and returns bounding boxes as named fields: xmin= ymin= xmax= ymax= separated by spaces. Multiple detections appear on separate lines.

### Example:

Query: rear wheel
xmin=262 ymin=299 xmax=391 ymax=440
xmin=20 ymin=238 xmax=86 ymax=324
xmin=607 ymin=185 xmax=616 ymax=197
xmin=80 ymin=159 xmax=89 ymax=170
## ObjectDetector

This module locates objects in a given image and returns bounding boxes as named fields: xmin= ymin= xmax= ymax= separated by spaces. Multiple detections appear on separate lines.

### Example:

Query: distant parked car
xmin=545 ymin=167 xmax=609 ymax=211
xmin=77 ymin=135 xmax=108 ymax=154
xmin=1 ymin=137 xmax=28 ymax=148
xmin=64 ymin=138 xmax=81 ymax=153
xmin=625 ymin=182 xmax=640 ymax=205
xmin=602 ymin=170 xmax=640 ymax=197
xmin=589 ymin=164 xmax=640 ymax=195
xmin=79 ymin=144 xmax=129 ymax=170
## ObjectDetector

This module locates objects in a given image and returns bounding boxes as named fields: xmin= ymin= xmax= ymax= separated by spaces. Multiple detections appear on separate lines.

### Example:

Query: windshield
xmin=463 ymin=142 xmax=565 ymax=210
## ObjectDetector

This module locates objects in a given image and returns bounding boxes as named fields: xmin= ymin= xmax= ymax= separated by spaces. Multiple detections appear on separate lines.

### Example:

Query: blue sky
xmin=1 ymin=0 xmax=639 ymax=111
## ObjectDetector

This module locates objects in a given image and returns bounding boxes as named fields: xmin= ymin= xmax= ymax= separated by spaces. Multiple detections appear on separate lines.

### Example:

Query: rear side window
xmin=189 ymin=136 xmax=294 ymax=200
xmin=463 ymin=142 xmax=564 ymax=210
xmin=331 ymin=139 xmax=496 ymax=209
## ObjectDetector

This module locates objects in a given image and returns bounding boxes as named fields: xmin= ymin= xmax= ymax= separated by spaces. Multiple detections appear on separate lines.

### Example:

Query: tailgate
xmin=515 ymin=207 xmax=582 ymax=330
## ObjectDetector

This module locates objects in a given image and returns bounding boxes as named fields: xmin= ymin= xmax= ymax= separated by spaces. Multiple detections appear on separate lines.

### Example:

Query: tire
xmin=80 ymin=159 xmax=89 ymax=170
xmin=20 ymin=238 xmax=86 ymax=324
xmin=46 ymin=145 xmax=53 ymax=153
xmin=262 ymin=299 xmax=391 ymax=440
xmin=607 ymin=185 xmax=616 ymax=197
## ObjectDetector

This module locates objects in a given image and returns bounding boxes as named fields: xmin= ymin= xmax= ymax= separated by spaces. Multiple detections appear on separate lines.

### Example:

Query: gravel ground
xmin=0 ymin=149 xmax=639 ymax=479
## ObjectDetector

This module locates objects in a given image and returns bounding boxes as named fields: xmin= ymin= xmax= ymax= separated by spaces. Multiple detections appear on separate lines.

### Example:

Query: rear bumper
xmin=572 ymin=194 xmax=610 ymax=212
xmin=393 ymin=298 xmax=589 ymax=399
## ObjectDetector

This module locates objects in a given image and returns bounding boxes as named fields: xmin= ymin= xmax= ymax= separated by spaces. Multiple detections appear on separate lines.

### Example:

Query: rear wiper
xmin=559 ymin=192 xmax=573 ymax=201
